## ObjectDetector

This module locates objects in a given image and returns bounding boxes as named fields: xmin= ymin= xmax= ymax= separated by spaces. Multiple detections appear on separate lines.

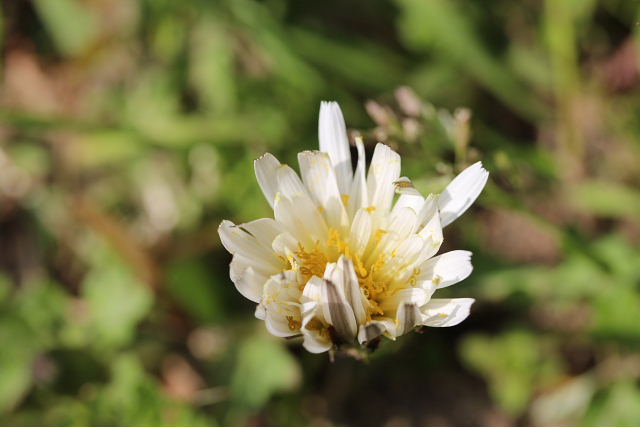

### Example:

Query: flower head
xmin=218 ymin=101 xmax=488 ymax=353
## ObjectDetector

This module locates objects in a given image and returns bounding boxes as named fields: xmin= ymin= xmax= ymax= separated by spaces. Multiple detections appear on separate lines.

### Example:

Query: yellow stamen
xmin=365 ymin=206 xmax=377 ymax=213
xmin=286 ymin=315 xmax=301 ymax=331
xmin=374 ymin=229 xmax=387 ymax=243
xmin=408 ymin=268 xmax=421 ymax=286
xmin=295 ymin=243 xmax=328 ymax=283
xmin=341 ymin=194 xmax=350 ymax=207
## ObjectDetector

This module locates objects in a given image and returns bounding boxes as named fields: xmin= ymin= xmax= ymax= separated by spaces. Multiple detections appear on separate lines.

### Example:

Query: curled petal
xmin=262 ymin=271 xmax=302 ymax=337
xmin=301 ymin=325 xmax=333 ymax=353
xmin=379 ymin=287 xmax=429 ymax=314
xmin=218 ymin=219 xmax=282 ymax=267
xmin=418 ymin=250 xmax=473 ymax=289
xmin=357 ymin=318 xmax=396 ymax=344
xmin=255 ymin=303 xmax=266 ymax=320
xmin=300 ymin=278 xmax=333 ymax=353
xmin=228 ymin=260 xmax=267 ymax=303
xmin=421 ymin=298 xmax=475 ymax=327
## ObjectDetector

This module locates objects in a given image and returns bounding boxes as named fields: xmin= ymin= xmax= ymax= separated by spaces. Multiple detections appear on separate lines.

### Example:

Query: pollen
xmin=365 ymin=205 xmax=377 ymax=213
xmin=327 ymin=228 xmax=351 ymax=256
xmin=374 ymin=229 xmax=387 ymax=243
xmin=341 ymin=194 xmax=350 ymax=207
xmin=287 ymin=254 xmax=299 ymax=271
xmin=305 ymin=317 xmax=329 ymax=338
xmin=295 ymin=242 xmax=328 ymax=283
xmin=286 ymin=315 xmax=301 ymax=331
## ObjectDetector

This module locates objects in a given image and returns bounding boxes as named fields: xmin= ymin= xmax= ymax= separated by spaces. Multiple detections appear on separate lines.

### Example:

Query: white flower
xmin=218 ymin=101 xmax=488 ymax=353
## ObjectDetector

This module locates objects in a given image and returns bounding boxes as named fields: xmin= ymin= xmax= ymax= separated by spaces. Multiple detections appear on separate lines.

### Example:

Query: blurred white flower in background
xmin=218 ymin=101 xmax=488 ymax=354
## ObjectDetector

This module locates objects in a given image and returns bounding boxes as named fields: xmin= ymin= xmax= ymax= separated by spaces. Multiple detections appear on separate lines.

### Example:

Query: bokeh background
xmin=1 ymin=0 xmax=640 ymax=425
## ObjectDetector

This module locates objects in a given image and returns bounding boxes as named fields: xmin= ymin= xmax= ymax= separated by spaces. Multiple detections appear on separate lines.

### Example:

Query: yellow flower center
xmin=286 ymin=226 xmax=393 ymax=318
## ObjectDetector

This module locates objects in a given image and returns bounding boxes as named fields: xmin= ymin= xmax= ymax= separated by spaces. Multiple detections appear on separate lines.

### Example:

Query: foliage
xmin=0 ymin=0 xmax=639 ymax=425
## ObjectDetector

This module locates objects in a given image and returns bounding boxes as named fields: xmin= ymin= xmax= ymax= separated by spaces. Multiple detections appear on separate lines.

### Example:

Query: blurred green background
xmin=1 ymin=0 xmax=640 ymax=425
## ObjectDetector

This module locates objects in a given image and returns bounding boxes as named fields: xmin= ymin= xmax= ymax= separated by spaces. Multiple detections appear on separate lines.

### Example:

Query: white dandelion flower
xmin=218 ymin=101 xmax=488 ymax=354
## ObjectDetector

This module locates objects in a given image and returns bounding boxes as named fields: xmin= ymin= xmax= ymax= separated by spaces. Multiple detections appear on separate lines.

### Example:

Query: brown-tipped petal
xmin=357 ymin=319 xmax=396 ymax=344
xmin=321 ymin=279 xmax=357 ymax=343
xmin=324 ymin=257 xmax=367 ymax=325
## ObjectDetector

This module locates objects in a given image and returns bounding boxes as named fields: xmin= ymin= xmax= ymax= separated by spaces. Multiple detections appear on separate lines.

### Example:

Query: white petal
xmin=218 ymin=220 xmax=281 ymax=268
xmin=389 ymin=235 xmax=426 ymax=275
xmin=318 ymin=101 xmax=352 ymax=195
xmin=239 ymin=218 xmax=285 ymax=249
xmin=271 ymin=232 xmax=299 ymax=262
xmin=301 ymin=327 xmax=332 ymax=353
xmin=421 ymin=298 xmax=475 ymax=327
xmin=368 ymin=206 xmax=418 ymax=262
xmin=395 ymin=303 xmax=422 ymax=336
xmin=298 ymin=150 xmax=349 ymax=230
xmin=300 ymin=278 xmax=333 ymax=353
xmin=301 ymin=277 xmax=327 ymax=324
xmin=324 ymin=256 xmax=367 ymax=325
xmin=229 ymin=259 xmax=268 ymax=303
xmin=416 ymin=194 xmax=437 ymax=229
xmin=379 ymin=287 xmax=429 ymax=314
xmin=273 ymin=193 xmax=328 ymax=248
xmin=392 ymin=192 xmax=424 ymax=219
xmin=265 ymin=315 xmax=296 ymax=338
xmin=349 ymin=208 xmax=373 ymax=258
xmin=348 ymin=137 xmax=368 ymax=216
xmin=438 ymin=162 xmax=488 ymax=227
xmin=366 ymin=143 xmax=401 ymax=214
xmin=254 ymin=153 xmax=281 ymax=208
xmin=388 ymin=206 xmax=419 ymax=241
xmin=255 ymin=303 xmax=266 ymax=320
xmin=262 ymin=271 xmax=302 ymax=338
xmin=276 ymin=164 xmax=308 ymax=199
xmin=301 ymin=276 xmax=324 ymax=304
xmin=230 ymin=252 xmax=275 ymax=280
xmin=418 ymin=250 xmax=473 ymax=289
xmin=415 ymin=208 xmax=443 ymax=264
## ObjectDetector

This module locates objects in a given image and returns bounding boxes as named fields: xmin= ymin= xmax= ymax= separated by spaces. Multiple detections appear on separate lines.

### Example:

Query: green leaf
xmin=585 ymin=381 xmax=640 ymax=427
xmin=571 ymin=180 xmax=640 ymax=218
xmin=82 ymin=244 xmax=153 ymax=350
xmin=395 ymin=0 xmax=540 ymax=118
xmin=230 ymin=333 xmax=301 ymax=411
xmin=167 ymin=259 xmax=226 ymax=323
xmin=0 ymin=321 xmax=37 ymax=413
xmin=460 ymin=331 xmax=560 ymax=416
